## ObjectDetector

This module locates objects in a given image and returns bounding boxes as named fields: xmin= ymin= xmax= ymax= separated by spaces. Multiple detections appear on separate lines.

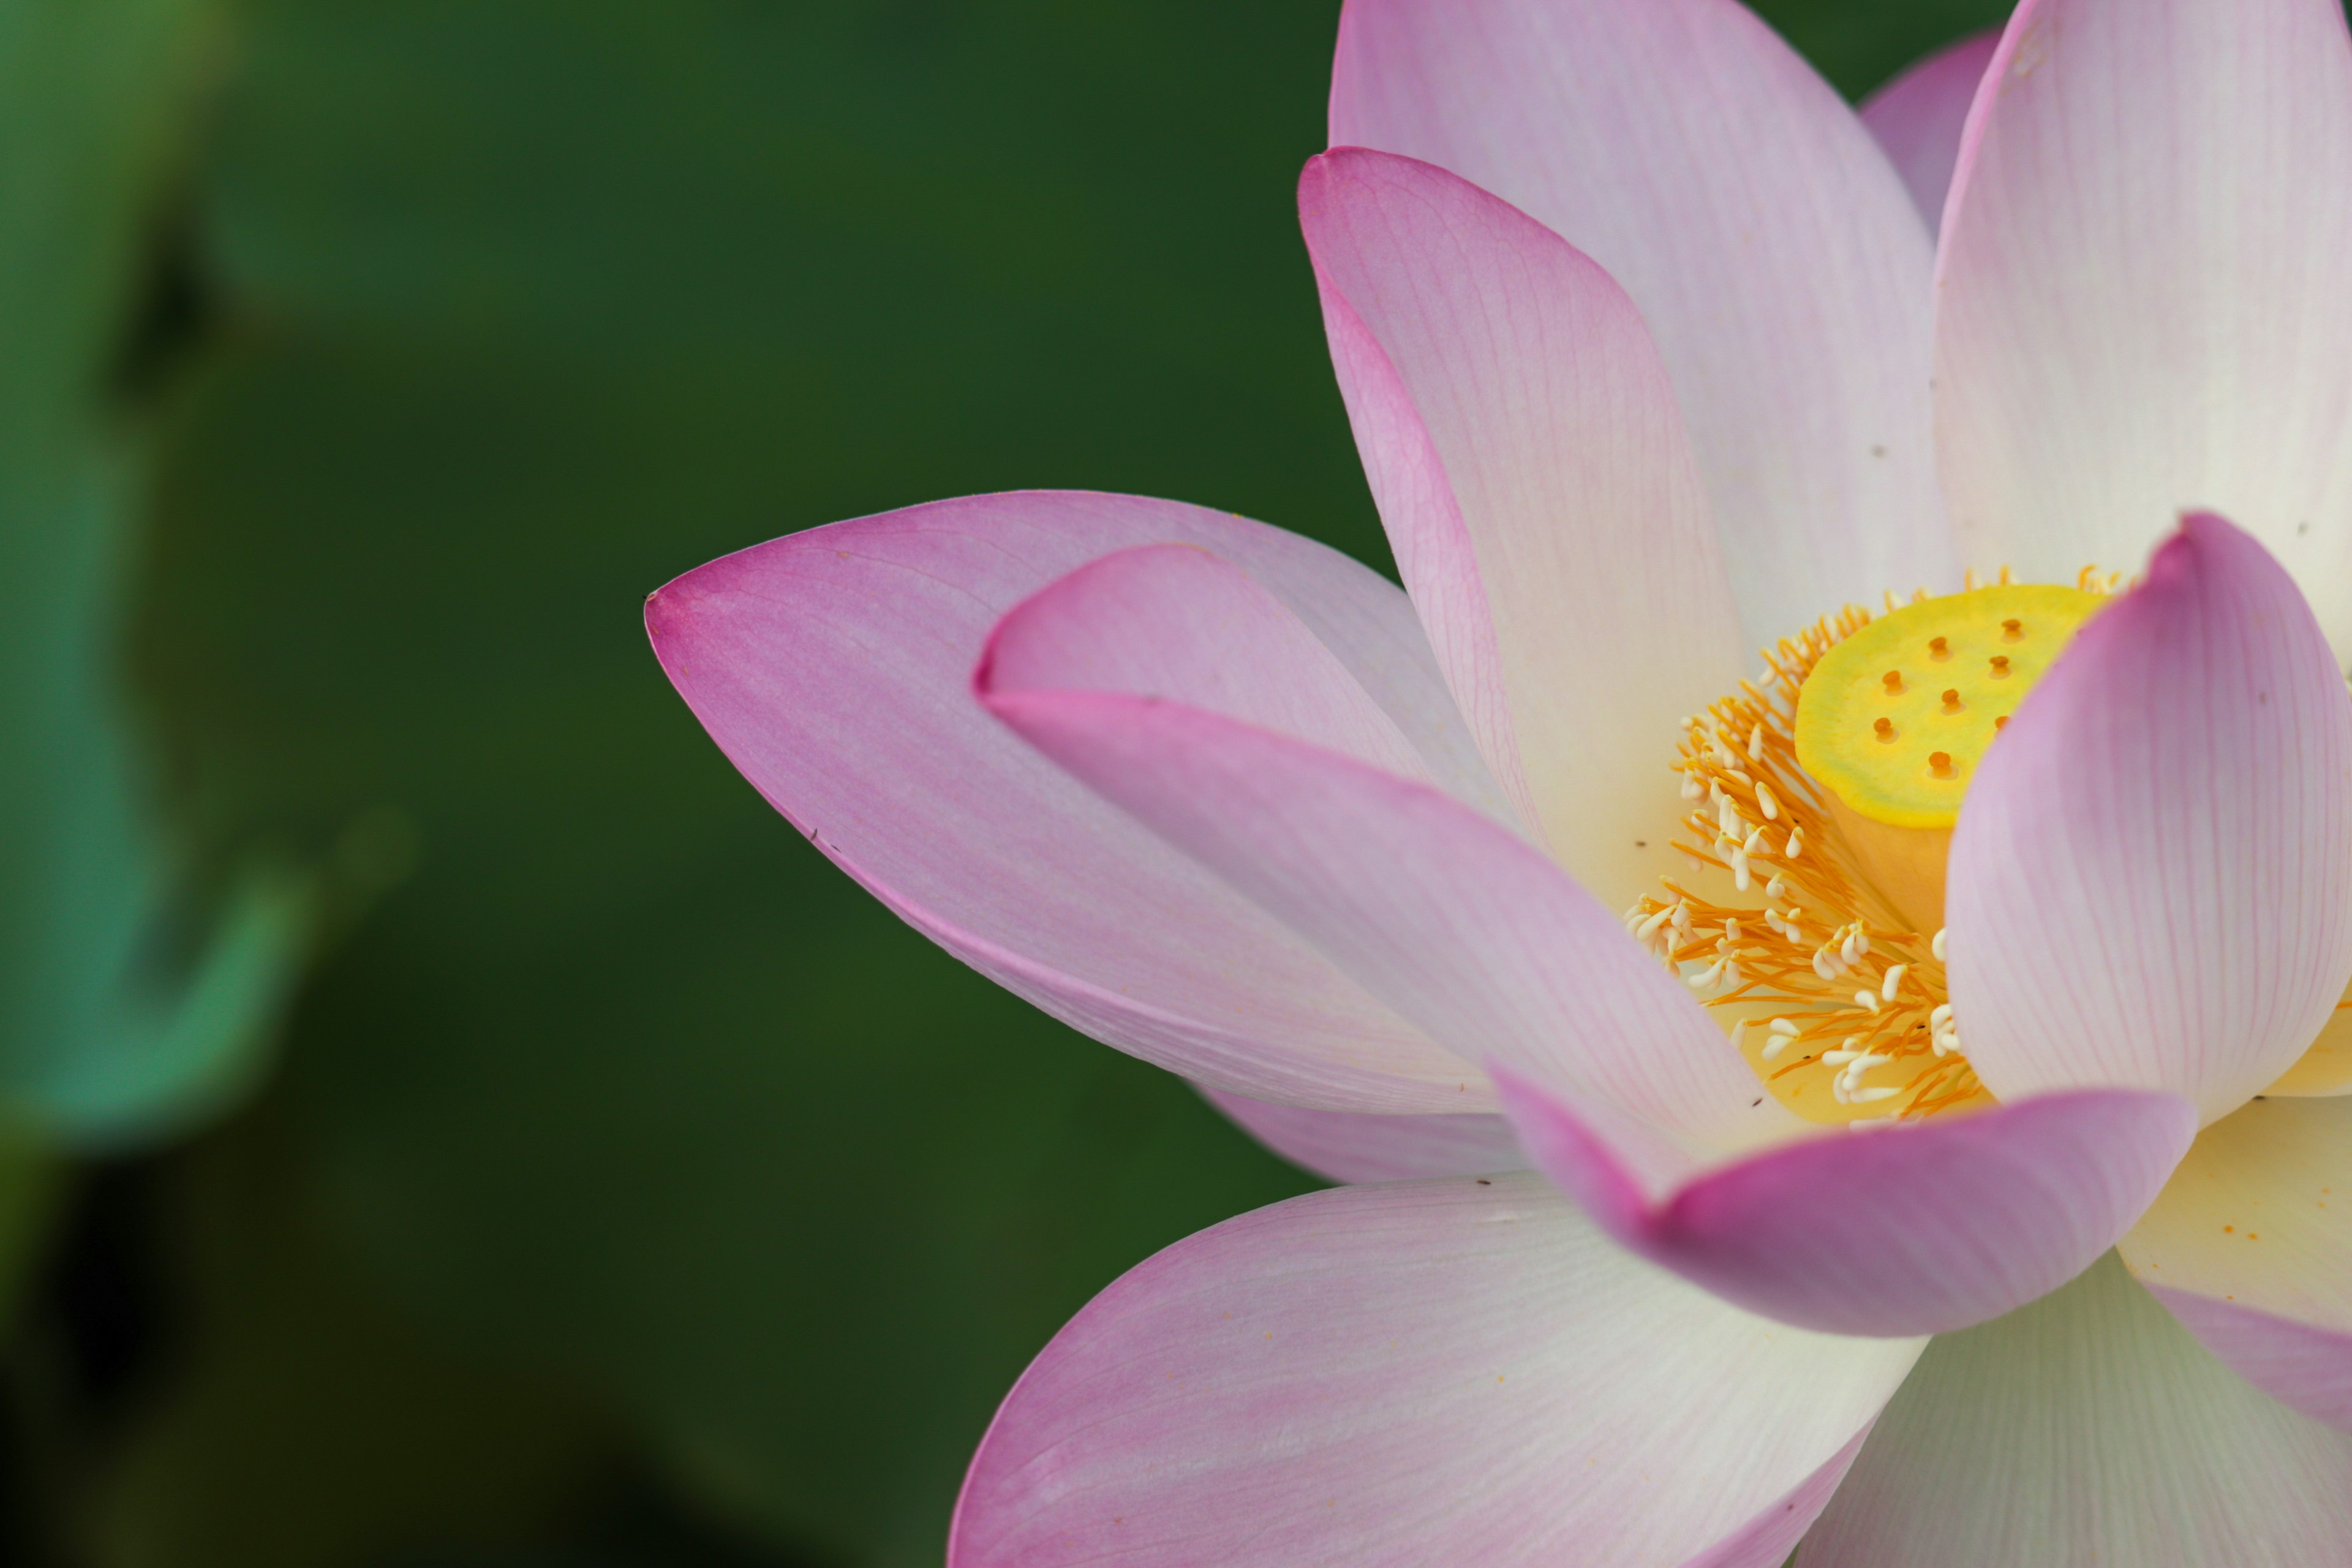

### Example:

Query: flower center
xmin=1793 ymin=580 xmax=2107 ymax=930
xmin=1626 ymin=569 xmax=2118 ymax=1128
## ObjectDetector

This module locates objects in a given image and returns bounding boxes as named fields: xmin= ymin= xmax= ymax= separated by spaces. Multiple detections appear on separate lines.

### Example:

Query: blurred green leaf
xmin=0 ymin=0 xmax=309 ymax=1146
xmin=75 ymin=1107 xmax=618 ymax=1568
xmin=135 ymin=1 xmax=2015 ymax=1562
xmin=0 ymin=1125 xmax=62 ymax=1330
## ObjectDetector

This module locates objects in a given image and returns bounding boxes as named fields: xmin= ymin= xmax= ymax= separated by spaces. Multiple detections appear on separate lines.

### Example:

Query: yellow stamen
xmin=1627 ymin=570 xmax=2120 ymax=1129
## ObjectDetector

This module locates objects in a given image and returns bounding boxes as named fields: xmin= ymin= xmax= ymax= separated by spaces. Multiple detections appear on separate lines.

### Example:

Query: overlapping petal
xmin=646 ymin=492 xmax=1502 ymax=1112
xmin=950 ymin=1175 xmax=1922 ymax=1568
xmin=976 ymin=543 xmax=1435 ymax=786
xmin=2119 ymin=1096 xmax=2352 ymax=1432
xmin=1800 ymin=1254 xmax=2352 ymax=1566
xmin=1300 ymin=147 xmax=1744 ymax=910
xmin=1859 ymin=30 xmax=1999 ymax=230
xmin=980 ymin=582 xmax=2195 ymax=1333
xmin=1945 ymin=514 xmax=2352 ymax=1123
xmin=1502 ymin=1072 xmax=2195 ymax=1337
xmin=1330 ymin=0 xmax=1952 ymax=642
xmin=1935 ymin=0 xmax=2352 ymax=659
xmin=979 ymin=658 xmax=1792 ymax=1179
xmin=1200 ymin=1088 xmax=1525 ymax=1183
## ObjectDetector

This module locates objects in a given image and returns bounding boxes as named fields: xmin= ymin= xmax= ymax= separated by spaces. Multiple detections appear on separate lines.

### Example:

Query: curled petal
xmin=1946 ymin=513 xmax=2352 ymax=1123
xmin=1501 ymin=1071 xmax=2195 ymax=1337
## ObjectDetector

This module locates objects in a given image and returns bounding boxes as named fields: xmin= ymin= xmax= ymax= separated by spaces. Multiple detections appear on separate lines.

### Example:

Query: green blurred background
xmin=0 ymin=2 xmax=2011 ymax=1564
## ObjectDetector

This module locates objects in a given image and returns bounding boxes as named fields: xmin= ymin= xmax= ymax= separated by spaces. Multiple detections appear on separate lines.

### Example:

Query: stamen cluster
xmin=1624 ymin=595 xmax=1981 ymax=1125
xmin=1625 ymin=567 xmax=2124 ymax=1125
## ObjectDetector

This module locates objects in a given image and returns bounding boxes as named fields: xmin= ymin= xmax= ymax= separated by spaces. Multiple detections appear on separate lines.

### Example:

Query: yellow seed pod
xmin=1794 ymin=583 xmax=2106 ymax=926
xmin=1796 ymin=584 xmax=2106 ymax=827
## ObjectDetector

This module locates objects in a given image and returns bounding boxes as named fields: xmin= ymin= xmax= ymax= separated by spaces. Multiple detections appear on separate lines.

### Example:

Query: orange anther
xmin=1882 ymin=670 xmax=1904 ymax=695
xmin=1940 ymin=688 xmax=1962 ymax=714
xmin=1988 ymin=655 xmax=2011 ymax=677
xmin=2002 ymin=618 xmax=2024 ymax=642
xmin=1874 ymin=717 xmax=1896 ymax=742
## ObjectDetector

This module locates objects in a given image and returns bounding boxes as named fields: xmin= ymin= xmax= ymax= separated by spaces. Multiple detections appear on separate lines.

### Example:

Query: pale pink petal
xmin=976 ymin=677 xmax=1800 ymax=1185
xmin=1945 ymin=514 xmax=2352 ymax=1123
xmin=1300 ymin=148 xmax=1746 ymax=911
xmin=1800 ymin=1254 xmax=2352 ymax=1566
xmin=648 ymin=492 xmax=1499 ymax=1112
xmin=1199 ymin=1087 xmax=1526 ymax=1183
xmin=982 ymin=650 xmax=2197 ymax=1333
xmin=1935 ymin=0 xmax=2352 ymax=657
xmin=2146 ymin=1295 xmax=2352 ymax=1441
xmin=1330 ymin=0 xmax=1953 ymax=643
xmin=1501 ymin=1070 xmax=2195 ymax=1336
xmin=977 ymin=544 xmax=1435 ymax=785
xmin=1684 ymin=1434 xmax=1875 ymax=1568
xmin=950 ymin=1175 xmax=1923 ymax=1568
xmin=1859 ymin=31 xmax=2000 ymax=229
xmin=2119 ymin=1095 xmax=2352 ymax=1431
xmin=1311 ymin=200 xmax=1526 ymax=831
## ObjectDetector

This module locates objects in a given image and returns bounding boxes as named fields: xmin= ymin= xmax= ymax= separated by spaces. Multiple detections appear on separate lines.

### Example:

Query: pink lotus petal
xmin=1300 ymin=148 xmax=1746 ymax=910
xmin=2119 ymin=1095 xmax=2352 ymax=1431
xmin=1199 ymin=1086 xmax=1526 ymax=1183
xmin=1684 ymin=1430 xmax=1877 ymax=1568
xmin=1935 ymin=0 xmax=2352 ymax=658
xmin=978 ymin=544 xmax=1436 ymax=786
xmin=1799 ymin=1254 xmax=2352 ymax=1566
xmin=1859 ymin=31 xmax=2000 ymax=230
xmin=951 ymin=1175 xmax=1923 ymax=1568
xmin=1499 ymin=1069 xmax=2195 ymax=1336
xmin=1330 ymin=0 xmax=1953 ymax=644
xmin=1945 ymin=514 xmax=2352 ymax=1124
xmin=2147 ymin=1292 xmax=2352 ymax=1438
xmin=976 ymin=659 xmax=2182 ymax=1337
xmin=647 ymin=492 xmax=1500 ymax=1112
xmin=976 ymin=677 xmax=1798 ymax=1185
xmin=1307 ymin=214 xmax=1529 ymax=846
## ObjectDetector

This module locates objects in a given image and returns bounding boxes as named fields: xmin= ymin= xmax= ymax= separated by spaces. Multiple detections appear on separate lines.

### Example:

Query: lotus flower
xmin=647 ymin=0 xmax=2352 ymax=1559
